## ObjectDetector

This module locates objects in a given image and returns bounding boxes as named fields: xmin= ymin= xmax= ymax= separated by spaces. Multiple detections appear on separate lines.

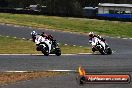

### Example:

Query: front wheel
xmin=99 ymin=49 xmax=106 ymax=55
xmin=42 ymin=50 xmax=49 ymax=56
xmin=55 ymin=48 xmax=61 ymax=56
xmin=96 ymin=46 xmax=106 ymax=55
xmin=106 ymin=48 xmax=112 ymax=55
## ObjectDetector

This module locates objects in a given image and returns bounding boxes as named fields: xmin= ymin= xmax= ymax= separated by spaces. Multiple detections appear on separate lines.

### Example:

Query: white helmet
xmin=31 ymin=31 xmax=37 ymax=36
xmin=88 ymin=32 xmax=94 ymax=37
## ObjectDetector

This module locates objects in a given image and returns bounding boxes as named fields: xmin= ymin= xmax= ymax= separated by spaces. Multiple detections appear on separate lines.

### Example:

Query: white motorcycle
xmin=35 ymin=36 xmax=61 ymax=56
xmin=89 ymin=37 xmax=112 ymax=55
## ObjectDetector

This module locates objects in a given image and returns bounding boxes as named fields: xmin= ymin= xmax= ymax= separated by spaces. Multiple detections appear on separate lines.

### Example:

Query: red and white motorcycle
xmin=35 ymin=35 xmax=61 ymax=56
xmin=89 ymin=37 xmax=112 ymax=55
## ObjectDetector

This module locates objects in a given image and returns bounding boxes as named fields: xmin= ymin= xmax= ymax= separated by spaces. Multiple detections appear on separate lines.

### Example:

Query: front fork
xmin=92 ymin=46 xmax=98 ymax=52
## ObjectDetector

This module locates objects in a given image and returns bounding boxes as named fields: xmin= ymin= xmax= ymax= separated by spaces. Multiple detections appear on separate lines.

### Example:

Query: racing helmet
xmin=31 ymin=31 xmax=37 ymax=36
xmin=41 ymin=32 xmax=45 ymax=37
xmin=88 ymin=32 xmax=94 ymax=37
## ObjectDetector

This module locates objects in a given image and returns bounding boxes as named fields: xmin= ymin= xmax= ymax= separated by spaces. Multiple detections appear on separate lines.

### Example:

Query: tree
xmin=46 ymin=0 xmax=83 ymax=16
xmin=0 ymin=0 xmax=8 ymax=7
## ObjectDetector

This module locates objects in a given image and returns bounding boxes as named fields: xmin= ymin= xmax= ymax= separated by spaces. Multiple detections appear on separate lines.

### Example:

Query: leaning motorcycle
xmin=36 ymin=40 xmax=61 ymax=56
xmin=91 ymin=42 xmax=112 ymax=55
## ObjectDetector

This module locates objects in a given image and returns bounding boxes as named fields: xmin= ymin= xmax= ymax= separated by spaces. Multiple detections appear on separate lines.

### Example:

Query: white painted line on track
xmin=64 ymin=44 xmax=68 ymax=46
xmin=110 ymin=37 xmax=114 ymax=38
xmin=70 ymin=32 xmax=73 ymax=34
xmin=47 ymin=70 xmax=76 ymax=72
xmin=78 ymin=53 xmax=91 ymax=55
xmin=21 ymin=26 xmax=24 ymax=27
xmin=1 ymin=70 xmax=76 ymax=73
xmin=29 ymin=27 xmax=32 ymax=29
xmin=0 ymin=53 xmax=92 ymax=56
xmin=0 ymin=54 xmax=34 ymax=56
xmin=4 ymin=71 xmax=29 ymax=73
xmin=22 ymin=38 xmax=26 ymax=40
xmin=45 ymin=29 xmax=49 ymax=30
xmin=38 ymin=28 xmax=44 ymax=30
xmin=73 ymin=45 xmax=76 ymax=46
xmin=105 ymin=36 xmax=109 ymax=38
xmin=122 ymin=38 xmax=128 ymax=39
xmin=13 ymin=37 xmax=17 ymax=38
xmin=0 ymin=23 xmax=5 ymax=25
xmin=6 ymin=24 xmax=12 ymax=26
xmin=14 ymin=25 xmax=20 ymax=27
xmin=29 ymin=39 xmax=32 ymax=41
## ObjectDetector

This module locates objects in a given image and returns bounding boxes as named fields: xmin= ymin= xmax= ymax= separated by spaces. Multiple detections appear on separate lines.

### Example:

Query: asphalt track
xmin=0 ymin=24 xmax=132 ymax=88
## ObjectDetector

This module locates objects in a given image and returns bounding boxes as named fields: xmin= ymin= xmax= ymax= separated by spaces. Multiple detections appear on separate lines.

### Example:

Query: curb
xmin=0 ymin=53 xmax=92 ymax=56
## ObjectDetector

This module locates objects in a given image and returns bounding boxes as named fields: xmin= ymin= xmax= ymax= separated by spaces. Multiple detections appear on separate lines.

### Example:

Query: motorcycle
xmin=89 ymin=38 xmax=112 ymax=55
xmin=93 ymin=42 xmax=112 ymax=55
xmin=31 ymin=31 xmax=61 ymax=56
xmin=36 ymin=39 xmax=61 ymax=56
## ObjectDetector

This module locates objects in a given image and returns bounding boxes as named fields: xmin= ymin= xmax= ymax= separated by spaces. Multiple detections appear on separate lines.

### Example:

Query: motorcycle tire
xmin=55 ymin=48 xmax=61 ymax=56
xmin=42 ymin=50 xmax=49 ymax=56
xmin=99 ymin=50 xmax=106 ymax=55
xmin=96 ymin=46 xmax=106 ymax=55
xmin=107 ymin=48 xmax=112 ymax=55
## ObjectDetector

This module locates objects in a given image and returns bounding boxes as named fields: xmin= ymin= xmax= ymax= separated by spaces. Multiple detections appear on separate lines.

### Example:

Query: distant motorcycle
xmin=92 ymin=42 xmax=112 ymax=55
xmin=89 ymin=37 xmax=112 ymax=55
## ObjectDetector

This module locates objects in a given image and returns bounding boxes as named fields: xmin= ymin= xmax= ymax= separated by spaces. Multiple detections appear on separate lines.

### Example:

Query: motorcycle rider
xmin=31 ymin=31 xmax=57 ymax=53
xmin=41 ymin=32 xmax=57 ymax=49
xmin=31 ymin=31 xmax=42 ymax=50
xmin=30 ymin=31 xmax=51 ymax=53
xmin=31 ymin=31 xmax=38 ymax=42
xmin=89 ymin=32 xmax=106 ymax=42
xmin=88 ymin=32 xmax=106 ymax=52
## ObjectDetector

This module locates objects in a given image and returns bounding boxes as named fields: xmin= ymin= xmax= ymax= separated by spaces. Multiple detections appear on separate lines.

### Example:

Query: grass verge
xmin=0 ymin=72 xmax=66 ymax=85
xmin=0 ymin=36 xmax=91 ymax=54
xmin=0 ymin=13 xmax=132 ymax=38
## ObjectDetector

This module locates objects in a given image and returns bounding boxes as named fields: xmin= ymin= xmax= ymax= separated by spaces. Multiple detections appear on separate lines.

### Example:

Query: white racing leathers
xmin=89 ymin=37 xmax=106 ymax=50
xmin=35 ymin=36 xmax=52 ymax=53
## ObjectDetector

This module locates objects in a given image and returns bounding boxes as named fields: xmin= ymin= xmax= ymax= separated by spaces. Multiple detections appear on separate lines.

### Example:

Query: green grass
xmin=0 ymin=36 xmax=90 ymax=54
xmin=0 ymin=13 xmax=132 ymax=37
